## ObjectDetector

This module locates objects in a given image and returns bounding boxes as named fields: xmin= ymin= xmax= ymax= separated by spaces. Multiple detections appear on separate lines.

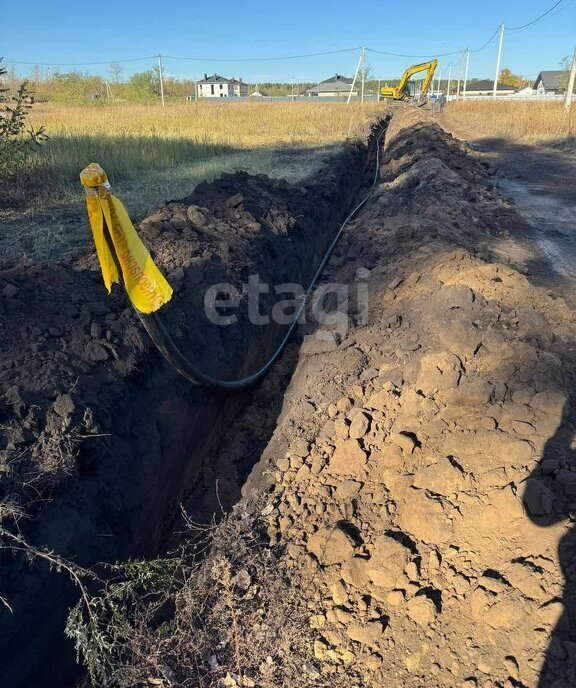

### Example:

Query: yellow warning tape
xmin=80 ymin=163 xmax=172 ymax=314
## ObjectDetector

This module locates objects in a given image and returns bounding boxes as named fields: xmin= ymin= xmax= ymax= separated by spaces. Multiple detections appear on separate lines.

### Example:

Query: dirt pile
xmin=104 ymin=110 xmax=576 ymax=688
xmin=0 ymin=123 xmax=384 ymax=686
xmin=250 ymin=250 xmax=575 ymax=688
xmin=246 ymin=112 xmax=576 ymax=688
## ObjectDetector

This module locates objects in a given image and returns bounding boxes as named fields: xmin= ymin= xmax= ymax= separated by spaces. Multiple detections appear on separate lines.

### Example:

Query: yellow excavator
xmin=380 ymin=59 xmax=438 ymax=101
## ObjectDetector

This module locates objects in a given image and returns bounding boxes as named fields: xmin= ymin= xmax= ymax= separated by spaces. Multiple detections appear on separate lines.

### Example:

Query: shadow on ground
xmin=525 ymin=399 xmax=576 ymax=687
xmin=0 ymin=140 xmax=342 ymax=268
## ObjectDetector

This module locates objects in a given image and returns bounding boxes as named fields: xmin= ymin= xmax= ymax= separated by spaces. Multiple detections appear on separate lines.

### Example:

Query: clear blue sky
xmin=3 ymin=0 xmax=575 ymax=83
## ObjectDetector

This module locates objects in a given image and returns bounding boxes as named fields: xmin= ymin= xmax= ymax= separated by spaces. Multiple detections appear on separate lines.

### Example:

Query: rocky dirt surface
xmin=0 ymin=123 xmax=381 ymax=686
xmin=129 ymin=109 xmax=576 ymax=688
xmin=439 ymin=114 xmax=576 ymax=306
xmin=3 ymin=106 xmax=576 ymax=688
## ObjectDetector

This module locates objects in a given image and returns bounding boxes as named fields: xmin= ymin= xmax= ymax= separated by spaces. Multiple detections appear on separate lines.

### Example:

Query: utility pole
xmin=347 ymin=48 xmax=363 ymax=104
xmin=462 ymin=48 xmax=470 ymax=99
xmin=456 ymin=52 xmax=463 ymax=100
xmin=158 ymin=54 xmax=165 ymax=108
xmin=377 ymin=78 xmax=381 ymax=102
xmin=361 ymin=46 xmax=366 ymax=103
xmin=565 ymin=46 xmax=576 ymax=110
xmin=493 ymin=24 xmax=505 ymax=98
xmin=447 ymin=63 xmax=452 ymax=99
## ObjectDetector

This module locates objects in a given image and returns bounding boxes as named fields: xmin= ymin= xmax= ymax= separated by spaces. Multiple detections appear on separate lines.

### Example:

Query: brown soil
xmin=3 ymin=107 xmax=576 ymax=688
xmin=102 ymin=110 xmax=576 ymax=688
xmin=439 ymin=115 xmax=576 ymax=305
xmin=0 ymin=120 xmax=383 ymax=686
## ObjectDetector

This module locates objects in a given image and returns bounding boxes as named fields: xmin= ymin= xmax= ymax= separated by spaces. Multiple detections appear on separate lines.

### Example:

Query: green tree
xmin=49 ymin=71 xmax=106 ymax=104
xmin=123 ymin=70 xmax=158 ymax=103
xmin=0 ymin=60 xmax=48 ymax=185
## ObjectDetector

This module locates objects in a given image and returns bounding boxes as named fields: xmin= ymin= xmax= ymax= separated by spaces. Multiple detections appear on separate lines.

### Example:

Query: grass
xmin=24 ymin=101 xmax=383 ymax=190
xmin=443 ymin=100 xmax=576 ymax=151
xmin=66 ymin=506 xmax=361 ymax=688
xmin=1 ymin=101 xmax=384 ymax=263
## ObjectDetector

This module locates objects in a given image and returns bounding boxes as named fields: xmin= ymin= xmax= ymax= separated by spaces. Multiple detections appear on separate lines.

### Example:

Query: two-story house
xmin=197 ymin=74 xmax=248 ymax=98
xmin=303 ymin=74 xmax=356 ymax=97
xmin=231 ymin=78 xmax=248 ymax=97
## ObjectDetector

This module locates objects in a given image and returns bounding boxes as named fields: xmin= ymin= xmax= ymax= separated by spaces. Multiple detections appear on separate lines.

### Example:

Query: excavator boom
xmin=380 ymin=59 xmax=438 ymax=101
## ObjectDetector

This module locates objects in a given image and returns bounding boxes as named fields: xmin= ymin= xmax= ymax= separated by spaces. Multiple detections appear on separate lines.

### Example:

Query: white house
xmin=196 ymin=74 xmax=248 ymax=98
xmin=457 ymin=80 xmax=517 ymax=97
xmin=533 ymin=71 xmax=570 ymax=94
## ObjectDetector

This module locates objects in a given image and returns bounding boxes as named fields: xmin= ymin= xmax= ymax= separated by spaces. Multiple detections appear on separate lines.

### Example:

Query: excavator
xmin=380 ymin=59 xmax=438 ymax=102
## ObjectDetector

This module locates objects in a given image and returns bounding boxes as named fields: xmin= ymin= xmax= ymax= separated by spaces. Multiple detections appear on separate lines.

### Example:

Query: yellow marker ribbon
xmin=80 ymin=163 xmax=173 ymax=314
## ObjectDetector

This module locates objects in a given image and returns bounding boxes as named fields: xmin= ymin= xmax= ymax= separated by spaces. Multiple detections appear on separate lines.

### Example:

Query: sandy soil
xmin=439 ymin=115 xmax=576 ymax=306
xmin=3 ymin=107 xmax=576 ymax=688
xmin=85 ymin=109 xmax=576 ymax=688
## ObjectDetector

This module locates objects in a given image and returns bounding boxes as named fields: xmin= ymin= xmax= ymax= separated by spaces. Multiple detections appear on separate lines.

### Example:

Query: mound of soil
xmin=112 ymin=110 xmax=576 ymax=688
xmin=243 ymin=111 xmax=576 ymax=688
xmin=0 ymin=120 xmax=385 ymax=686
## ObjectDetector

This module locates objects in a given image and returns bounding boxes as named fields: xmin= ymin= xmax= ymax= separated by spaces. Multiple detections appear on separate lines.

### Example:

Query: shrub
xmin=0 ymin=60 xmax=48 ymax=183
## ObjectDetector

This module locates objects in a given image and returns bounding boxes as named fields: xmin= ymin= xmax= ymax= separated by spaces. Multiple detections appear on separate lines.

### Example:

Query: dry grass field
xmin=22 ymin=101 xmax=383 ymax=201
xmin=0 ymin=101 xmax=383 ymax=263
xmin=443 ymin=100 xmax=576 ymax=150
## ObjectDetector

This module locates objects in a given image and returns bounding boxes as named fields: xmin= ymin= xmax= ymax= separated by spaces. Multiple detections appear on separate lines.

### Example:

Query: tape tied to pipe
xmin=80 ymin=163 xmax=172 ymax=314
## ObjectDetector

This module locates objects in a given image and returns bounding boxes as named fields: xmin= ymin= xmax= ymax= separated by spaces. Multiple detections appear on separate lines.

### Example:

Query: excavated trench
xmin=0 ymin=117 xmax=389 ymax=686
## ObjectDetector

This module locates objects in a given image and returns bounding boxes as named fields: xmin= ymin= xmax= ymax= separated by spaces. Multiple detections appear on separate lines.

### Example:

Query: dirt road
xmin=439 ymin=117 xmax=576 ymax=305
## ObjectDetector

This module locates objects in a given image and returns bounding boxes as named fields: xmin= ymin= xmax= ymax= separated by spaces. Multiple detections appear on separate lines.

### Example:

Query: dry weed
xmin=444 ymin=100 xmax=576 ymax=150
xmin=67 ymin=506 xmax=363 ymax=688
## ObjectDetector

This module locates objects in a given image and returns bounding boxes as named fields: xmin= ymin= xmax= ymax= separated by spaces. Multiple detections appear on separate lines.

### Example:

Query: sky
xmin=3 ymin=0 xmax=576 ymax=84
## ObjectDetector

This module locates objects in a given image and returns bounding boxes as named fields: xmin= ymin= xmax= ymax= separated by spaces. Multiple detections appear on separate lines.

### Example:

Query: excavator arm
xmin=381 ymin=59 xmax=438 ymax=100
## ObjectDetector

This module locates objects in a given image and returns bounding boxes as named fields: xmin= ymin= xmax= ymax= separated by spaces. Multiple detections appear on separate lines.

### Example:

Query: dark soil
xmin=94 ymin=110 xmax=576 ymax=688
xmin=0 ymin=118 xmax=387 ymax=687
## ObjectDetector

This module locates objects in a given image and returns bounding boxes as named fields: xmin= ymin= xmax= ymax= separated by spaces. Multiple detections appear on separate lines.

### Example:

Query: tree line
xmin=1 ymin=60 xmax=572 ymax=104
xmin=0 ymin=63 xmax=318 ymax=103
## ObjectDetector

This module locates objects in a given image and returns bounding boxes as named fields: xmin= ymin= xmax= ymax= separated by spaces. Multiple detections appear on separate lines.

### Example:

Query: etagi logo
xmin=204 ymin=268 xmax=370 ymax=341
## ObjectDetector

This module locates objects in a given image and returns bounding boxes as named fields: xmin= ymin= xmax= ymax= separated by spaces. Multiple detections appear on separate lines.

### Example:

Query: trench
xmin=0 ymin=117 xmax=390 ymax=687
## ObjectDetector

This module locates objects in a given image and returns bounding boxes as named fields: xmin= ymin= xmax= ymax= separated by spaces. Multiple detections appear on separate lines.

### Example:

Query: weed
xmin=444 ymin=100 xmax=576 ymax=151
xmin=65 ymin=506 xmax=360 ymax=688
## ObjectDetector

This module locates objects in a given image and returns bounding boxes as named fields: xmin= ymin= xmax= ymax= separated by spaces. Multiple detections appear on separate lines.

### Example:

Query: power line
xmin=366 ymin=47 xmax=463 ymax=59
xmin=546 ymin=0 xmax=576 ymax=19
xmin=4 ymin=56 xmax=157 ymax=67
xmin=366 ymin=25 xmax=501 ymax=60
xmin=508 ymin=0 xmax=566 ymax=30
xmin=4 ymin=47 xmax=361 ymax=68
xmin=164 ymin=47 xmax=361 ymax=62
xmin=470 ymin=26 xmax=501 ymax=53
